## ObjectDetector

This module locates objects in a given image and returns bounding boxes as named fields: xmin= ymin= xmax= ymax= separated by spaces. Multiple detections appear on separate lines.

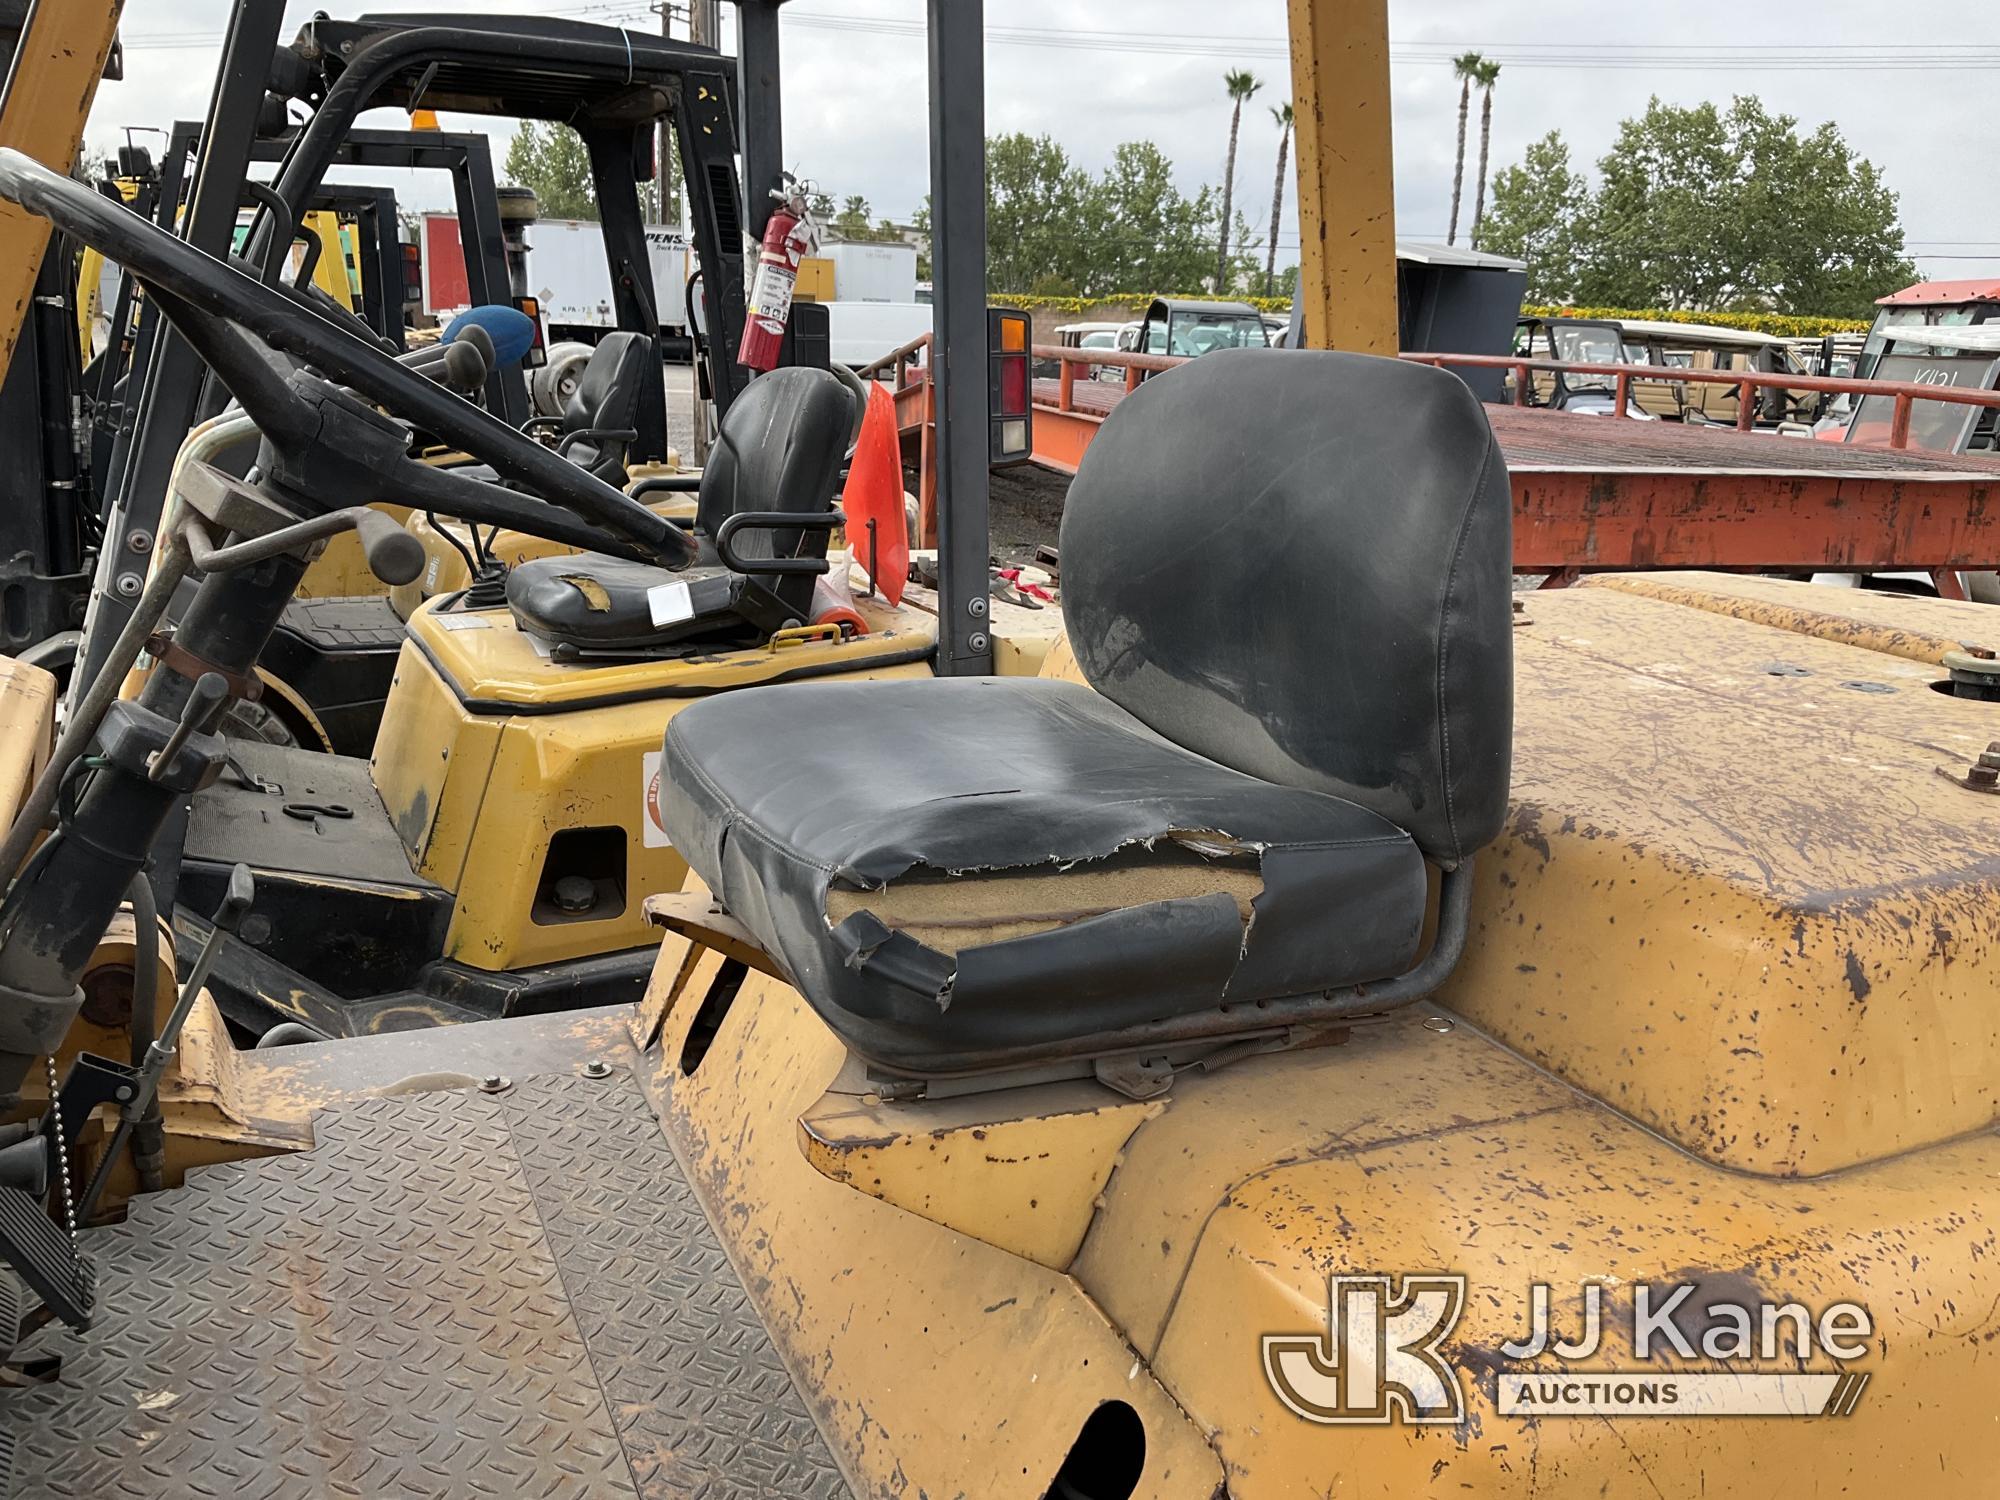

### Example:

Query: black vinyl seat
xmin=543 ymin=330 xmax=651 ymax=483
xmin=658 ymin=349 xmax=1514 ymax=1080
xmin=506 ymin=366 xmax=856 ymax=653
xmin=452 ymin=330 xmax=653 ymax=487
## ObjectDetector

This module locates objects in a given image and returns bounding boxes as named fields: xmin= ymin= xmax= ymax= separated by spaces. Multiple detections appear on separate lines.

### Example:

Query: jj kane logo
xmin=1263 ymin=1276 xmax=1873 ymax=1425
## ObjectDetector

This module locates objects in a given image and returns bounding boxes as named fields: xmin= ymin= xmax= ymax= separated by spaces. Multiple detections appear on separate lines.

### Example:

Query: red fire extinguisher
xmin=737 ymin=184 xmax=816 ymax=372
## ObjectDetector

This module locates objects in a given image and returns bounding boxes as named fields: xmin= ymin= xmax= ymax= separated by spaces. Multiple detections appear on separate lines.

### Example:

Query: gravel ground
xmin=989 ymin=463 xmax=1071 ymax=566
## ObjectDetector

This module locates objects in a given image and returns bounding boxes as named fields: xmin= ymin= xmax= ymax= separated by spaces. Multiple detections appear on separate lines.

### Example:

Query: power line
xmin=123 ymin=2 xmax=656 ymax=49
xmin=120 ymin=12 xmax=2000 ymax=69
xmin=777 ymin=16 xmax=2000 ymax=70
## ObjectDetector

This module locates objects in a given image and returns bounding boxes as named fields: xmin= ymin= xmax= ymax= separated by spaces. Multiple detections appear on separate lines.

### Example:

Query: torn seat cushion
xmin=660 ymin=676 xmax=1427 ymax=1073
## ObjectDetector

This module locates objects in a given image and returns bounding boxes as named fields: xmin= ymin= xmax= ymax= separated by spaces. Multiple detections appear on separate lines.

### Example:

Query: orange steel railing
xmin=1029 ymin=342 xmax=2000 ymax=451
xmin=1399 ymin=351 xmax=2000 ymax=448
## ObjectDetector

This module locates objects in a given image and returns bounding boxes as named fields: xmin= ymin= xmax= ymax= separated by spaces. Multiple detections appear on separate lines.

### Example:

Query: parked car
xmin=1508 ymin=315 xmax=1652 ymax=418
xmin=1046 ymin=320 xmax=1127 ymax=381
xmin=1118 ymin=298 xmax=1271 ymax=359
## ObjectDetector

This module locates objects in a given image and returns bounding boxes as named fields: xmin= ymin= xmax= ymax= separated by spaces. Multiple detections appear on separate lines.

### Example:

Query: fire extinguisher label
xmin=746 ymin=261 xmax=795 ymax=327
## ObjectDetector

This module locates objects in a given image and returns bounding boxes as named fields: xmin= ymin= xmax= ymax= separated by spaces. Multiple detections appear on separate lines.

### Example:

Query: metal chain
xmin=44 ymin=1055 xmax=77 ymax=1248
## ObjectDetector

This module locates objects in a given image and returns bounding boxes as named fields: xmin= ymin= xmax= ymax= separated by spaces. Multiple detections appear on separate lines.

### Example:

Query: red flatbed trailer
xmin=1023 ymin=356 xmax=2000 ymax=589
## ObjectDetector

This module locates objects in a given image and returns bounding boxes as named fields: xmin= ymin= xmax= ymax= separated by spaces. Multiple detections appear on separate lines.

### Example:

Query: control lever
xmin=75 ymin=865 xmax=254 ymax=1220
xmin=146 ymin=672 xmax=226 ymax=783
xmin=0 ymin=504 xmax=421 ymax=886
xmin=184 ymin=504 xmax=425 ymax=589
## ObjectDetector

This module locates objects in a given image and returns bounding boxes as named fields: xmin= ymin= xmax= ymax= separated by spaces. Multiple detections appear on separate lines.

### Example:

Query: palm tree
xmin=1216 ymin=69 xmax=1262 ymax=291
xmin=1446 ymin=51 xmax=1484 ymax=246
xmin=1264 ymin=102 xmax=1294 ymax=296
xmin=1471 ymin=59 xmax=1502 ymax=246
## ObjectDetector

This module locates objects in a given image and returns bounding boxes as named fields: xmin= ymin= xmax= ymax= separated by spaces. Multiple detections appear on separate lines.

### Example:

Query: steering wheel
xmin=0 ymin=148 xmax=696 ymax=569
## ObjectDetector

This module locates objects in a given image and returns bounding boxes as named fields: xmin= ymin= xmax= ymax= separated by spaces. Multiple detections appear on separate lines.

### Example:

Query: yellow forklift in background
xmin=18 ymin=8 xmax=1040 ymax=1046
xmin=0 ymin=3 xmax=1993 ymax=1499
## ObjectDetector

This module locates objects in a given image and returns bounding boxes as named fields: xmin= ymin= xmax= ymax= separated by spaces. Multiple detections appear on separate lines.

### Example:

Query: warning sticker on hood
xmin=641 ymin=749 xmax=672 ymax=848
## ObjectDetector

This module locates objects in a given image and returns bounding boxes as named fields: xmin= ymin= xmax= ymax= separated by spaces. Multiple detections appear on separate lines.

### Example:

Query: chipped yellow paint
xmin=405 ymin=592 xmax=934 ymax=711
xmin=1583 ymin=569 xmax=2000 ymax=664
xmin=630 ymin=927 xmax=711 ymax=1051
xmin=1134 ymin=1011 xmax=1996 ymax=1497
xmin=799 ymin=1078 xmax=1164 ymax=1269
xmin=1286 ymin=0 xmax=1399 ymax=353
xmin=1038 ymin=631 xmax=1086 ymax=684
xmin=370 ymin=642 xmax=503 ymax=892
xmin=1437 ymin=583 xmax=2000 ymax=1175
xmin=372 ymin=606 xmax=933 ymax=972
xmin=635 ymin=948 xmax=1226 ymax=1498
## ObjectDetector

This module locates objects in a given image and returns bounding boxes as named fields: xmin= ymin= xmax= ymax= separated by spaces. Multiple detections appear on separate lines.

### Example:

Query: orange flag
xmin=840 ymin=381 xmax=910 ymax=607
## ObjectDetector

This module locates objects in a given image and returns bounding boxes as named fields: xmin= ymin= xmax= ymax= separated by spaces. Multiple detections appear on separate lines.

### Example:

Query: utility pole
xmin=651 ymin=1 xmax=686 ymax=226
xmin=690 ymin=0 xmax=720 ymax=49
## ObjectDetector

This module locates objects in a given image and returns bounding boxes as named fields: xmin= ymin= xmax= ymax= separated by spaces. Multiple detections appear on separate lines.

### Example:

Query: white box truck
xmin=418 ymin=212 xmax=691 ymax=344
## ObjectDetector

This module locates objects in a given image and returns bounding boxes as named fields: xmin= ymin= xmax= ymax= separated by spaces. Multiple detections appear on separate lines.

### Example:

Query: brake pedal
xmin=0 ymin=1186 xmax=90 ymax=1331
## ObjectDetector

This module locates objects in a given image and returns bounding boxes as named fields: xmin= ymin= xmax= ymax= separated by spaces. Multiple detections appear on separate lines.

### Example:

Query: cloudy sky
xmin=95 ymin=1 xmax=1999 ymax=283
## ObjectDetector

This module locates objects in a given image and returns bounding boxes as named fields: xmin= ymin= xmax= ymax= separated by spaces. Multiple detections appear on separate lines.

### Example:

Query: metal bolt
xmin=478 ymin=1074 xmax=511 ymax=1094
xmin=1421 ymin=1016 xmax=1456 ymax=1034
xmin=582 ymin=1059 xmax=612 ymax=1080
xmin=128 ymin=529 xmax=153 ymax=554
xmin=967 ymin=596 xmax=988 ymax=618
xmin=1940 ymin=743 xmax=2000 ymax=794
xmin=967 ymin=631 xmax=989 ymax=653
xmin=114 ymin=573 xmax=143 ymax=598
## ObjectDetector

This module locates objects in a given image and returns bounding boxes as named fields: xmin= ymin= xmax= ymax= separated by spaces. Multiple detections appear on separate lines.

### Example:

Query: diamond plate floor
xmin=0 ymin=1072 xmax=850 ymax=1500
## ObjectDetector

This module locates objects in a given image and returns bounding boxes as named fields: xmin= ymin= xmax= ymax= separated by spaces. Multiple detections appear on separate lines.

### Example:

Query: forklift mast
xmin=78 ymin=8 xmax=764 ymax=698
xmin=0 ymin=1 xmax=124 ymax=369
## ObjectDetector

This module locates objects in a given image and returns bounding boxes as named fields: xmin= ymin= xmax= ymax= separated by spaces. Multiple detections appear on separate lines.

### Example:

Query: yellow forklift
xmin=0 ymin=3 xmax=1995 ymax=1499
xmin=19 ymin=8 xmax=1037 ymax=1045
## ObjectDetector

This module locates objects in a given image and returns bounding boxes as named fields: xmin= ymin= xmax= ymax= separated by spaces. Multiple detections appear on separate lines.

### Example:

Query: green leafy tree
xmin=504 ymin=121 xmax=664 ymax=222
xmin=922 ymin=135 xmax=1218 ymax=295
xmin=830 ymin=195 xmax=891 ymax=242
xmin=1264 ymin=102 xmax=1293 ymax=296
xmin=1579 ymin=96 xmax=1912 ymax=315
xmin=1479 ymin=99 xmax=1913 ymax=317
xmin=1476 ymin=130 xmax=1592 ymax=302
xmin=1470 ymin=59 xmax=1501 ymax=245
xmin=984 ymin=132 xmax=1096 ymax=293
xmin=909 ymin=199 xmax=931 ymax=280
xmin=1215 ymin=70 xmax=1262 ymax=290
xmin=1222 ymin=210 xmax=1264 ymax=295
xmin=1091 ymin=140 xmax=1217 ymax=295
xmin=1729 ymin=107 xmax=1915 ymax=317
xmin=1447 ymin=51 xmax=1485 ymax=245
xmin=504 ymin=121 xmax=599 ymax=220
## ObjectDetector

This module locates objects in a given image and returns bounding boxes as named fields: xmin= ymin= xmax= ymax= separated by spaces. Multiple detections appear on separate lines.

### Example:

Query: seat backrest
xmin=696 ymin=366 xmax=855 ymax=611
xmin=561 ymin=331 xmax=652 ymax=478
xmin=1058 ymin=348 xmax=1513 ymax=866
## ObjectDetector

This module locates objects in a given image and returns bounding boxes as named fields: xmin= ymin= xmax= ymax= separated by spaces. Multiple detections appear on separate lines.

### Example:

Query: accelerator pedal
xmin=0 ymin=1187 xmax=91 ymax=1332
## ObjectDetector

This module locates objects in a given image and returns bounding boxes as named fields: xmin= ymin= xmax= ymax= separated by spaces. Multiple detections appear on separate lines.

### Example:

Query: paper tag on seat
xmin=647 ymin=581 xmax=695 ymax=627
